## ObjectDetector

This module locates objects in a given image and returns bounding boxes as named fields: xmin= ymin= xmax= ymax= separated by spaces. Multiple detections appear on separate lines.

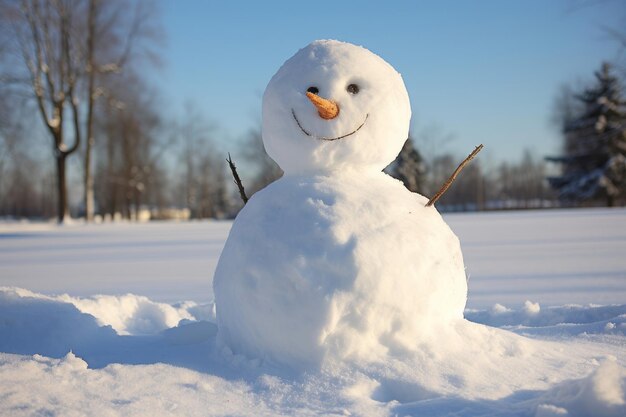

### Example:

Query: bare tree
xmin=178 ymin=103 xmax=209 ymax=217
xmin=0 ymin=33 xmax=53 ymax=219
xmin=0 ymin=0 xmax=161 ymax=223
xmin=196 ymin=151 xmax=230 ymax=218
xmin=493 ymin=151 xmax=554 ymax=209
xmin=171 ymin=104 xmax=232 ymax=219
xmin=423 ymin=153 xmax=485 ymax=211
xmin=0 ymin=98 xmax=55 ymax=218
xmin=94 ymin=71 xmax=167 ymax=220
xmin=81 ymin=0 xmax=161 ymax=222
xmin=0 ymin=0 xmax=88 ymax=222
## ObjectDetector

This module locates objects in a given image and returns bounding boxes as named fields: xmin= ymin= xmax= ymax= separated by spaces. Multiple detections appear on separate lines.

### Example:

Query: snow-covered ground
xmin=2 ymin=208 xmax=624 ymax=309
xmin=1 ymin=208 xmax=625 ymax=416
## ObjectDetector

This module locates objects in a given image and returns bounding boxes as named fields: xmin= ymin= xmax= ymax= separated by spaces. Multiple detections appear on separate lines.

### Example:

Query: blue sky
xmin=155 ymin=0 xmax=625 ymax=165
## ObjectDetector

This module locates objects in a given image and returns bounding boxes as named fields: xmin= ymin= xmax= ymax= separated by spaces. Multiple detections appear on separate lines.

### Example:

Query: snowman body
xmin=213 ymin=40 xmax=468 ymax=370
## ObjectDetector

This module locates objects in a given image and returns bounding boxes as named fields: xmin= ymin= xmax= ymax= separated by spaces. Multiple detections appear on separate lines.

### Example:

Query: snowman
xmin=214 ymin=40 xmax=467 ymax=371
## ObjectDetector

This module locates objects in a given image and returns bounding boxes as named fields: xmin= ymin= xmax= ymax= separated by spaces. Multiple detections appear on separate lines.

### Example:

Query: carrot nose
xmin=306 ymin=92 xmax=339 ymax=120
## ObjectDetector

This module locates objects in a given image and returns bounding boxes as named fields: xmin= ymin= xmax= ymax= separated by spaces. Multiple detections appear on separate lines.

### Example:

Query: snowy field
xmin=2 ymin=208 xmax=624 ymax=309
xmin=1 ymin=208 xmax=626 ymax=416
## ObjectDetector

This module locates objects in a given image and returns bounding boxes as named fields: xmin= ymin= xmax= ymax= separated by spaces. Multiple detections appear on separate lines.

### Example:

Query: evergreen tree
xmin=387 ymin=137 xmax=426 ymax=194
xmin=547 ymin=63 xmax=626 ymax=206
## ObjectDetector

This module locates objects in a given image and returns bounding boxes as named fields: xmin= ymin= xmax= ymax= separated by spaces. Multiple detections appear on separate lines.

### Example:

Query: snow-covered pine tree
xmin=387 ymin=137 xmax=426 ymax=193
xmin=547 ymin=63 xmax=626 ymax=206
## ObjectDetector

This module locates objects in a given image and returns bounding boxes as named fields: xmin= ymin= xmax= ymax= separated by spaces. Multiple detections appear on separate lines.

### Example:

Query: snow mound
xmin=466 ymin=301 xmax=626 ymax=336
xmin=57 ymin=293 xmax=194 ymax=335
xmin=536 ymin=359 xmax=626 ymax=417
xmin=0 ymin=287 xmax=206 ymax=335
xmin=2 ymin=287 xmax=626 ymax=416
xmin=0 ymin=287 xmax=219 ymax=370
xmin=0 ymin=352 xmax=283 ymax=417
xmin=0 ymin=288 xmax=117 ymax=358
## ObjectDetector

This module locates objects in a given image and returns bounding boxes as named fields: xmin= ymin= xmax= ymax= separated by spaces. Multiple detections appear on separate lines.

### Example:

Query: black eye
xmin=307 ymin=86 xmax=319 ymax=94
xmin=347 ymin=84 xmax=359 ymax=94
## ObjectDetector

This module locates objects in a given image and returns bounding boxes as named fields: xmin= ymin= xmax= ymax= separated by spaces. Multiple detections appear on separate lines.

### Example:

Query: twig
xmin=227 ymin=153 xmax=249 ymax=205
xmin=426 ymin=144 xmax=484 ymax=207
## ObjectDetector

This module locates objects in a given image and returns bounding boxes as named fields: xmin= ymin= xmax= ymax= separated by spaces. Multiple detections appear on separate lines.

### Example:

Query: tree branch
xmin=227 ymin=153 xmax=248 ymax=205
xmin=38 ymin=1 xmax=59 ymax=104
xmin=98 ymin=0 xmax=144 ymax=74
xmin=62 ymin=8 xmax=80 ymax=156
xmin=16 ymin=4 xmax=58 ymax=141
xmin=426 ymin=144 xmax=484 ymax=207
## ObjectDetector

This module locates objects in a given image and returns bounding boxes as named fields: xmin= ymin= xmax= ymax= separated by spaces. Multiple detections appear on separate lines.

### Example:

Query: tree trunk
xmin=56 ymin=154 xmax=69 ymax=223
xmin=134 ymin=189 xmax=141 ymax=221
xmin=607 ymin=195 xmax=615 ymax=207
xmin=84 ymin=131 xmax=94 ymax=220
xmin=109 ymin=185 xmax=118 ymax=219
xmin=83 ymin=0 xmax=97 ymax=222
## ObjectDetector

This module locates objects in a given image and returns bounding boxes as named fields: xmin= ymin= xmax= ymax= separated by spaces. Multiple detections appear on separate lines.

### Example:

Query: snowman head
xmin=262 ymin=40 xmax=411 ymax=175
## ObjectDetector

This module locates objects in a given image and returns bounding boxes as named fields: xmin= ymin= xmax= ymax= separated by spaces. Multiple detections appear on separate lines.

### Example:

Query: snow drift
xmin=1 ymin=286 xmax=625 ymax=416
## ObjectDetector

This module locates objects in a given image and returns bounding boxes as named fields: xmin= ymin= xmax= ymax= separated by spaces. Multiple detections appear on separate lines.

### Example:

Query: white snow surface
xmin=2 ymin=209 xmax=623 ymax=309
xmin=4 ymin=41 xmax=626 ymax=416
xmin=1 ymin=208 xmax=625 ymax=416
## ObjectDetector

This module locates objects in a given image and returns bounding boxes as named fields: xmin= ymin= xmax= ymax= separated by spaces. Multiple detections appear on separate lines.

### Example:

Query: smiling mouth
xmin=291 ymin=109 xmax=369 ymax=141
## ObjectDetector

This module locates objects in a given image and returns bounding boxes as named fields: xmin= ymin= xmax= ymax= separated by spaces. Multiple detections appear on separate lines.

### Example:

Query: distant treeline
xmin=0 ymin=1 xmax=624 ymax=222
